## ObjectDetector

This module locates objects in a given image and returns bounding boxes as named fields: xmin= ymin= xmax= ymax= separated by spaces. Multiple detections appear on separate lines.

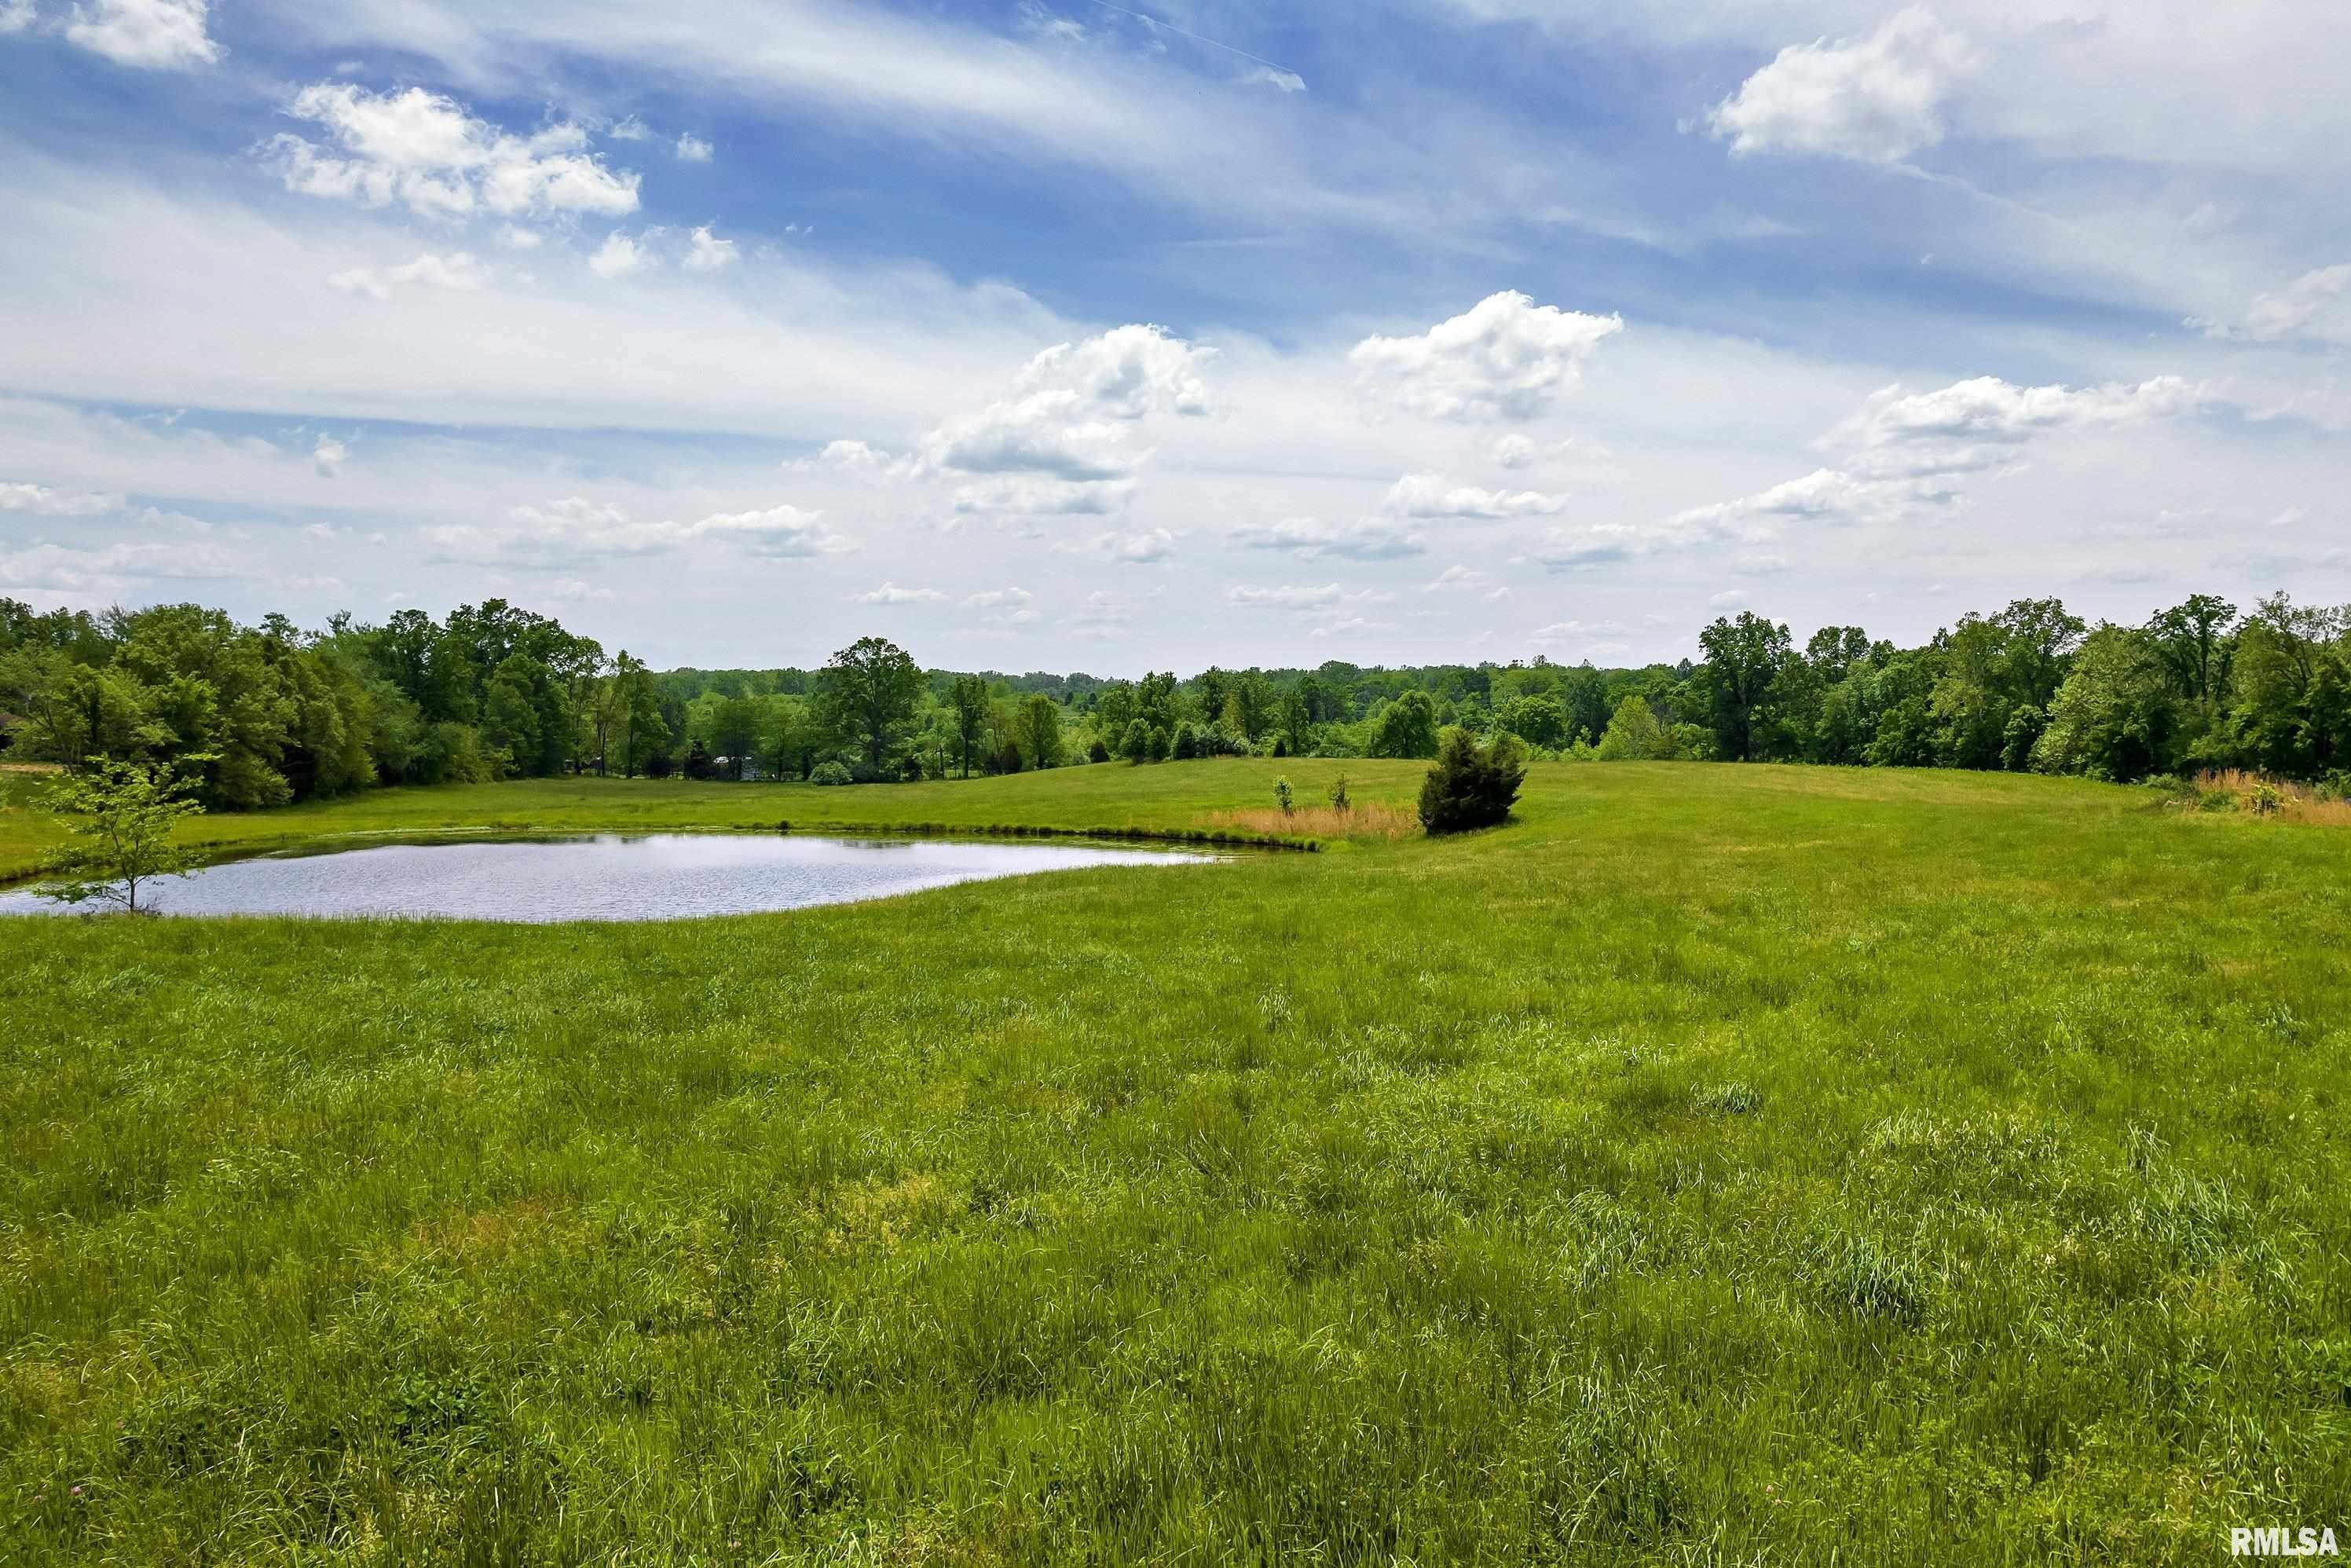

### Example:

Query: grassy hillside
xmin=2 ymin=762 xmax=2346 ymax=1563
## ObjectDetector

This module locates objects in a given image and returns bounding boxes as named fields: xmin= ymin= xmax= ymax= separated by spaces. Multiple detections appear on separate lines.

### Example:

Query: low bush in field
xmin=1418 ymin=727 xmax=1527 ymax=833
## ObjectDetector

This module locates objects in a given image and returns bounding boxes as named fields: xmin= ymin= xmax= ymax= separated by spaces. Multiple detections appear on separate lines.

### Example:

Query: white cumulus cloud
xmin=1833 ymin=375 xmax=2200 ymax=451
xmin=952 ymin=475 xmax=1135 ymax=515
xmin=675 ymin=134 xmax=714 ymax=163
xmin=683 ymin=225 xmax=738 ymax=271
xmin=1705 ymin=8 xmax=1976 ymax=164
xmin=0 ymin=538 xmax=238 ymax=594
xmin=816 ymin=439 xmax=891 ymax=470
xmin=921 ymin=392 xmax=1133 ymax=481
xmin=544 ymin=577 xmax=615 ymax=603
xmin=263 ymin=84 xmax=640 ymax=221
xmin=1 ymin=480 xmax=126 ymax=515
xmin=1490 ymin=434 xmax=1538 ymax=469
xmin=916 ymin=324 xmax=1212 ymax=496
xmin=1668 ymin=468 xmax=1899 ymax=533
xmin=1013 ymin=323 xmax=1215 ymax=419
xmin=588 ymin=232 xmax=650 ymax=279
xmin=1384 ymin=471 xmax=1566 ymax=518
xmin=64 ymin=0 xmax=220 ymax=70
xmin=1232 ymin=515 xmax=1424 ymax=561
xmin=1651 ymin=373 xmax=2207 ymax=560
xmin=964 ymin=585 xmax=1038 ymax=627
xmin=789 ymin=438 xmax=914 ymax=479
xmin=1351 ymin=291 xmax=1620 ymax=422
xmin=329 ymin=251 xmax=487 ymax=299
xmin=1069 ymin=527 xmax=1175 ymax=564
xmin=1228 ymin=582 xmax=1346 ymax=609
xmin=856 ymin=581 xmax=947 ymax=604
xmin=667 ymin=504 xmax=855 ymax=558
xmin=311 ymin=435 xmax=348 ymax=478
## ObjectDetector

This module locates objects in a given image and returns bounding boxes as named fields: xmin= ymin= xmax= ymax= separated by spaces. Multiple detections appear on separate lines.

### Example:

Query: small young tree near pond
xmin=37 ymin=757 xmax=209 ymax=913
xmin=1418 ymin=727 xmax=1527 ymax=834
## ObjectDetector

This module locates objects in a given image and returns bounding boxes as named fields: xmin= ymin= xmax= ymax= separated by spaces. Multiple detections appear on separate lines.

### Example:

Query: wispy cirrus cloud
xmin=1547 ymin=372 xmax=2210 ymax=574
xmin=1230 ymin=515 xmax=1424 ymax=561
xmin=855 ymin=581 xmax=947 ymax=604
xmin=425 ymin=496 xmax=853 ymax=569
xmin=1 ymin=479 xmax=128 ymax=515
xmin=328 ymin=251 xmax=487 ymax=299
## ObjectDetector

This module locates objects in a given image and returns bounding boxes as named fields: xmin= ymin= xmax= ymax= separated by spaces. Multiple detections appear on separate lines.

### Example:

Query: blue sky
xmin=2 ymin=0 xmax=2346 ymax=672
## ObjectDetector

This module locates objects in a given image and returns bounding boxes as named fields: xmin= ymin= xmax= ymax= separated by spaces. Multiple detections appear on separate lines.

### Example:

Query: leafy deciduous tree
xmin=35 ymin=757 xmax=210 ymax=913
xmin=817 ymin=636 xmax=924 ymax=775
xmin=1368 ymin=691 xmax=1440 ymax=759
xmin=948 ymin=676 xmax=991 ymax=779
xmin=1697 ymin=612 xmax=1792 ymax=763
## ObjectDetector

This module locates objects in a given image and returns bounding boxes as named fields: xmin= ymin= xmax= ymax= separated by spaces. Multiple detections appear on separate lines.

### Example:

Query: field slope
xmin=0 ymin=761 xmax=1431 ymax=884
xmin=2 ymin=762 xmax=2346 ymax=1563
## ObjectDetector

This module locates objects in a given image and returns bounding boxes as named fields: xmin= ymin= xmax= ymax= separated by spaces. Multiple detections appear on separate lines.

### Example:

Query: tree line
xmin=2 ymin=599 xmax=613 ymax=808
xmin=4 ymin=587 xmax=2345 ymax=808
xmin=1661 ymin=594 xmax=2346 ymax=783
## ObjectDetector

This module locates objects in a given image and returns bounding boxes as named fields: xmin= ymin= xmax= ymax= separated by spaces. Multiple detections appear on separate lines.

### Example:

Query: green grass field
xmin=3 ymin=761 xmax=2346 ymax=1563
xmin=0 ymin=761 xmax=1430 ymax=887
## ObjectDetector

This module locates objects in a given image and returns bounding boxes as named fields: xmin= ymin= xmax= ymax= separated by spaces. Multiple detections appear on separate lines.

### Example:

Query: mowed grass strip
xmin=2 ymin=761 xmax=2347 ymax=1563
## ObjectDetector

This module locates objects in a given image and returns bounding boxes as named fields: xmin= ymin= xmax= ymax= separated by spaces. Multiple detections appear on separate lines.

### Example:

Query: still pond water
xmin=0 ymin=834 xmax=1215 ymax=922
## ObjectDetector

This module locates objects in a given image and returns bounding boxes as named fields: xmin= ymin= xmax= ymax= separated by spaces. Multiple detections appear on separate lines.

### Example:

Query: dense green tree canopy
xmin=1697 ymin=612 xmax=1793 ymax=764
xmin=817 ymin=637 xmax=925 ymax=776
xmin=1368 ymin=691 xmax=1441 ymax=760
xmin=7 ymin=583 xmax=2346 ymax=801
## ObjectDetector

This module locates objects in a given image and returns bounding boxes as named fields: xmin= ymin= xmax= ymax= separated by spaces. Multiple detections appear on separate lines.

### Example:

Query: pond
xmin=0 ymin=833 xmax=1218 ymax=923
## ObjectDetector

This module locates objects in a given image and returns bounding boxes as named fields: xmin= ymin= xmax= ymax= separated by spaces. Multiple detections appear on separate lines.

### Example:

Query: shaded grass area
xmin=3 ymin=762 xmax=2349 ymax=1562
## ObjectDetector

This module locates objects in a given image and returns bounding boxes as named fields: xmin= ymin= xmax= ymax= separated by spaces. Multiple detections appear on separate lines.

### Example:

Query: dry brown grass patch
xmin=2192 ymin=769 xmax=2351 ymax=826
xmin=413 ymin=1197 xmax=570 ymax=1257
xmin=1201 ymin=800 xmax=1420 ymax=841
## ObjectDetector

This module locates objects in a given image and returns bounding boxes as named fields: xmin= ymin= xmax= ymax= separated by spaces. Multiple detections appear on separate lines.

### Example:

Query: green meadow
xmin=2 ymin=761 xmax=2347 ymax=1563
xmin=0 ymin=760 xmax=1406 ymax=885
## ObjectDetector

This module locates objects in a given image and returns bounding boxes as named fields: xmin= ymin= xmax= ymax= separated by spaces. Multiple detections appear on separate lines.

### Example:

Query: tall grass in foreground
xmin=0 ymin=762 xmax=2346 ymax=1563
xmin=1201 ymin=800 xmax=1421 ymax=841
